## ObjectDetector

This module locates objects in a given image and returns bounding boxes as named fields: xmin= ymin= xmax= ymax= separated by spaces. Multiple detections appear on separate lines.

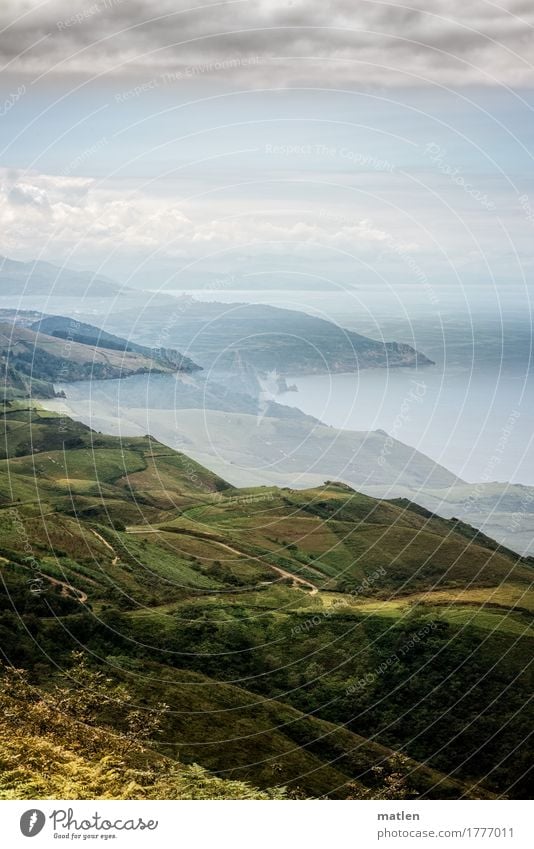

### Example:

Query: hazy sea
xmin=165 ymin=285 xmax=534 ymax=485
xmin=23 ymin=281 xmax=533 ymax=487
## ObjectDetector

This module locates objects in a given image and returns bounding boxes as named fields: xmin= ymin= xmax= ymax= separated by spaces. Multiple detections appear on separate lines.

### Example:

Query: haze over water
xmin=170 ymin=284 xmax=534 ymax=485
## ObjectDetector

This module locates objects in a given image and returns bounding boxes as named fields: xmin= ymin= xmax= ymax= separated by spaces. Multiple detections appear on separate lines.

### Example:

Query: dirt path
xmin=40 ymin=573 xmax=88 ymax=603
xmin=206 ymin=538 xmax=318 ymax=594
xmin=90 ymin=528 xmax=119 ymax=565
xmin=126 ymin=524 xmax=318 ymax=594
xmin=1 ymin=557 xmax=89 ymax=604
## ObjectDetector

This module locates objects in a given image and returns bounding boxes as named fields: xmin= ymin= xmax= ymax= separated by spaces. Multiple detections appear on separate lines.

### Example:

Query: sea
xmin=14 ymin=282 xmax=533 ymax=486
xmin=160 ymin=284 xmax=534 ymax=485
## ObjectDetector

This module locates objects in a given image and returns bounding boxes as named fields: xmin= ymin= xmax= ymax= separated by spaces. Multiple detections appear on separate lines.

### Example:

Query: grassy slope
xmin=0 ymin=402 xmax=531 ymax=799
xmin=0 ymin=675 xmax=286 ymax=801
xmin=0 ymin=321 xmax=198 ymax=385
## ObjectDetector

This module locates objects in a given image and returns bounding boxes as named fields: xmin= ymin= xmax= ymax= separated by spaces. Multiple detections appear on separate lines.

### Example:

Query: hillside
xmin=101 ymin=298 xmax=434 ymax=374
xmin=0 ymin=256 xmax=129 ymax=298
xmin=0 ymin=258 xmax=433 ymax=376
xmin=31 ymin=315 xmax=193 ymax=371
xmin=0 ymin=655 xmax=286 ymax=800
xmin=0 ymin=321 xmax=200 ymax=395
xmin=50 ymin=377 xmax=534 ymax=558
xmin=364 ymin=481 xmax=534 ymax=559
xmin=1 ymin=358 xmax=56 ymax=400
xmin=0 ymin=401 xmax=531 ymax=799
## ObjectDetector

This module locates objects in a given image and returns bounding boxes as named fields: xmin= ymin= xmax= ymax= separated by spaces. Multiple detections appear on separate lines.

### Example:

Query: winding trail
xmin=39 ymin=573 xmax=88 ymax=603
xmin=90 ymin=528 xmax=119 ymax=565
xmin=206 ymin=538 xmax=318 ymax=595
xmin=126 ymin=525 xmax=318 ymax=594
xmin=6 ymin=561 xmax=89 ymax=603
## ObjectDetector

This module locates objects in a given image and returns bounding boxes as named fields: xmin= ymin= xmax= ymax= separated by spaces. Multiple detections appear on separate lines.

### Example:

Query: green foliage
xmin=0 ymin=655 xmax=286 ymax=800
xmin=0 ymin=402 xmax=532 ymax=799
xmin=347 ymin=756 xmax=419 ymax=800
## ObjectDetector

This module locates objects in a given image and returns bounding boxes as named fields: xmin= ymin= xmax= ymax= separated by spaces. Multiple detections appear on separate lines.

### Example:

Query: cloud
xmin=2 ymin=164 xmax=532 ymax=291
xmin=0 ymin=0 xmax=533 ymax=87
xmin=0 ymin=166 xmax=425 ymax=262
xmin=8 ymin=182 xmax=49 ymax=208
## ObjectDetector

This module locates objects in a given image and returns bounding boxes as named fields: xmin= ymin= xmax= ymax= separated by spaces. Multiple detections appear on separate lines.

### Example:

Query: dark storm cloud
xmin=0 ymin=1 xmax=532 ymax=85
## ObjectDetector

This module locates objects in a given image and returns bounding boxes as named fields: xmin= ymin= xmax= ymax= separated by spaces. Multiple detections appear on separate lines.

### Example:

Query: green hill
xmin=0 ymin=320 xmax=200 ymax=395
xmin=0 ymin=401 xmax=531 ymax=799
xmin=1 ymin=357 xmax=56 ymax=400
xmin=32 ymin=315 xmax=199 ymax=374
xmin=0 ymin=654 xmax=286 ymax=800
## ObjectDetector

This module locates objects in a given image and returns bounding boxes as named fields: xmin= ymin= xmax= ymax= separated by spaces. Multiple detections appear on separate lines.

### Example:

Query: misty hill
xmin=31 ymin=314 xmax=199 ymax=373
xmin=0 ymin=321 xmax=200 ymax=395
xmin=109 ymin=298 xmax=432 ymax=375
xmin=101 ymin=297 xmax=434 ymax=375
xmin=0 ymin=255 xmax=130 ymax=298
xmin=47 ymin=375 xmax=534 ymax=557
xmin=0 ymin=257 xmax=434 ymax=374
xmin=47 ymin=373 xmax=458 ymax=486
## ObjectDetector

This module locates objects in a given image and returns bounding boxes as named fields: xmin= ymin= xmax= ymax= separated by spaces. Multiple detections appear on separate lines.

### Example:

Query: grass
xmin=0 ymin=401 xmax=532 ymax=798
xmin=104 ymin=657 xmax=481 ymax=799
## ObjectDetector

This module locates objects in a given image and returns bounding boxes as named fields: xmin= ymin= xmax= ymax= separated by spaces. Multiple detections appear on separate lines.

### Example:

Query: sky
xmin=0 ymin=0 xmax=533 ymax=290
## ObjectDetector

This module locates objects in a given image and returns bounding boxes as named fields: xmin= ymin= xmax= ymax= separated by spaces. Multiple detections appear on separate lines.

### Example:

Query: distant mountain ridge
xmin=0 ymin=255 xmax=434 ymax=374
xmin=106 ymin=298 xmax=434 ymax=375
xmin=0 ymin=255 xmax=129 ymax=298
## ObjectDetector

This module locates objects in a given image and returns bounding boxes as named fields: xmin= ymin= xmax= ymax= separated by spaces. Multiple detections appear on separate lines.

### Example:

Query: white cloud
xmin=0 ymin=167 xmax=417 ymax=260
xmin=0 ymin=1 xmax=533 ymax=87
xmin=1 ymin=165 xmax=532 ymax=288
